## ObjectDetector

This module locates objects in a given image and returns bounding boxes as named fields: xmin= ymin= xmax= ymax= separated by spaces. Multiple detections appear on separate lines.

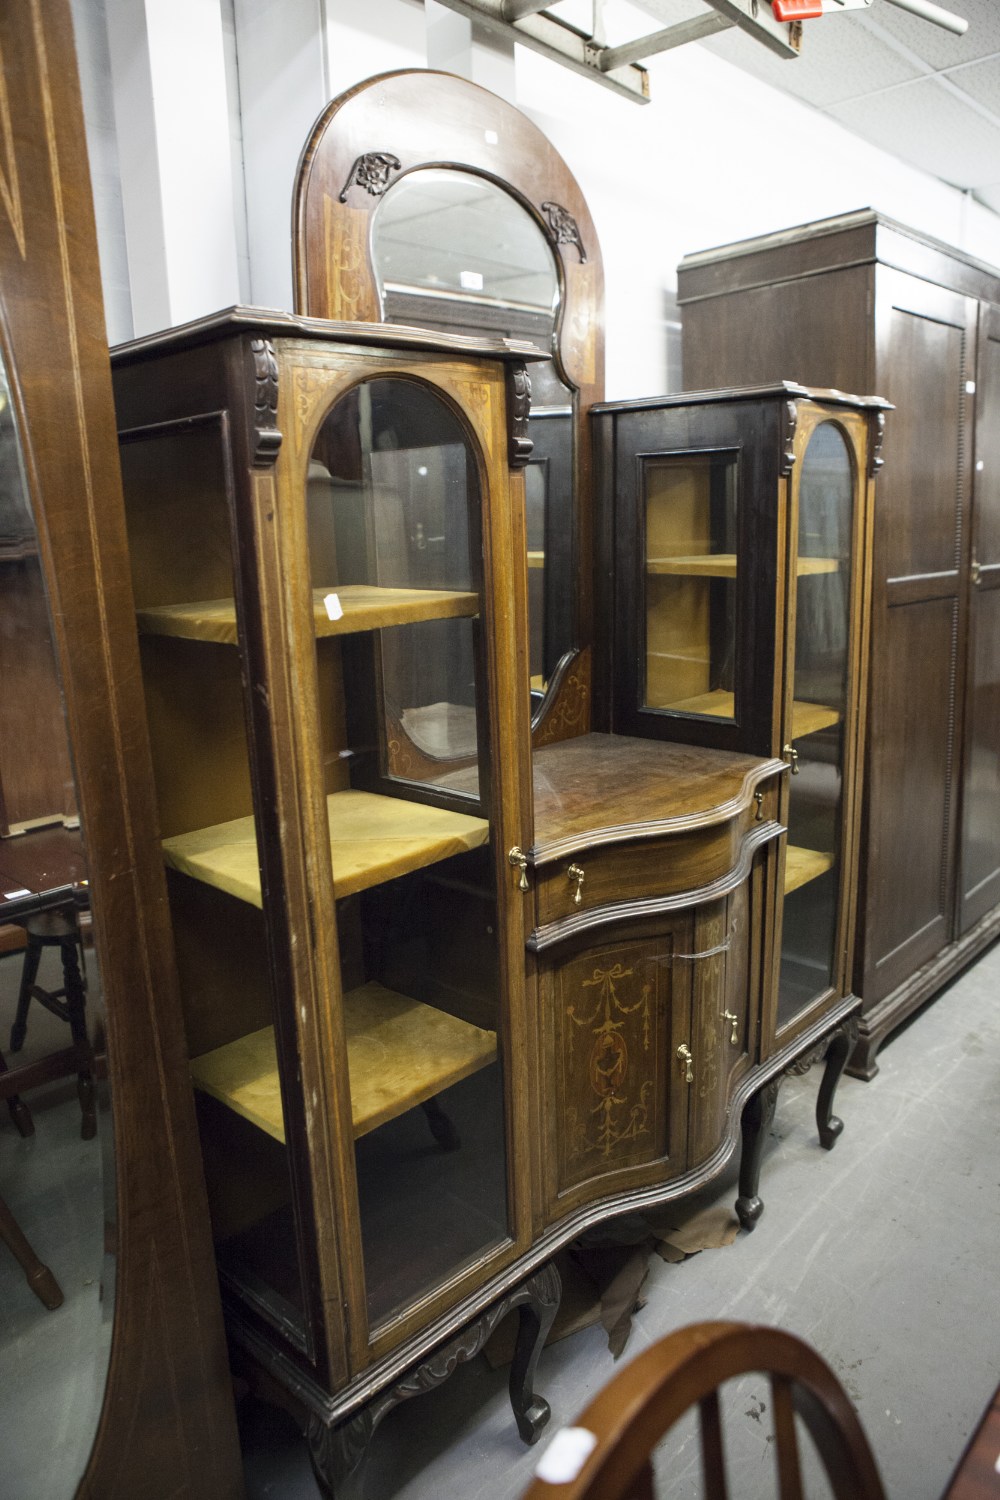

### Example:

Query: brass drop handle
xmin=567 ymin=862 xmax=585 ymax=906
xmin=508 ymin=847 xmax=530 ymax=893
xmin=722 ymin=1009 xmax=740 ymax=1046
xmin=783 ymin=743 xmax=800 ymax=775
xmin=677 ymin=1044 xmax=694 ymax=1085
xmin=754 ymin=790 xmax=764 ymax=822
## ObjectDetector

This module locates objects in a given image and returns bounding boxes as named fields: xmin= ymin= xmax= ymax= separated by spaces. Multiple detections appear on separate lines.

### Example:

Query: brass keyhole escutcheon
xmin=754 ymin=790 xmax=764 ymax=822
xmin=723 ymin=1009 xmax=739 ymax=1046
xmin=783 ymin=743 xmax=800 ymax=775
xmin=508 ymin=847 xmax=529 ymax=893
xmin=567 ymin=863 xmax=585 ymax=906
xmin=677 ymin=1044 xmax=694 ymax=1084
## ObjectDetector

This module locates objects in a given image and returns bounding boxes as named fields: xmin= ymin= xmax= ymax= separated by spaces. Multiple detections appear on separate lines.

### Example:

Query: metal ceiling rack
xmin=432 ymin=0 xmax=969 ymax=103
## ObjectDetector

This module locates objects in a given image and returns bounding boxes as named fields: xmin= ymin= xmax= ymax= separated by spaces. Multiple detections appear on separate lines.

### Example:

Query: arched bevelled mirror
xmin=293 ymin=68 xmax=604 ymax=744
xmin=0 ymin=5 xmax=242 ymax=1497
xmin=0 ymin=341 xmax=107 ymax=1500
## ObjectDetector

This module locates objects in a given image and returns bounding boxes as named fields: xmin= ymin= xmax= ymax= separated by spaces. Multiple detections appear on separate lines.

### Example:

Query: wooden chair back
xmin=522 ymin=1321 xmax=886 ymax=1500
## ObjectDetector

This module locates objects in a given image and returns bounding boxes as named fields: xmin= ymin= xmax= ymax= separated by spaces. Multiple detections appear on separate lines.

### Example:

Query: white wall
xmin=74 ymin=0 xmax=1000 ymax=390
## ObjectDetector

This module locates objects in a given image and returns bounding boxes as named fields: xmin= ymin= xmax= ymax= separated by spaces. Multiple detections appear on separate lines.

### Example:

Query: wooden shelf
xmin=137 ymin=584 xmax=479 ymax=645
xmin=647 ymin=553 xmax=839 ymax=579
xmin=162 ymin=789 xmax=489 ymax=905
xmin=647 ymin=553 xmax=737 ymax=578
xmin=784 ymin=845 xmax=835 ymax=895
xmin=190 ymin=980 xmax=497 ymax=1144
xmin=656 ymin=688 xmax=841 ymax=738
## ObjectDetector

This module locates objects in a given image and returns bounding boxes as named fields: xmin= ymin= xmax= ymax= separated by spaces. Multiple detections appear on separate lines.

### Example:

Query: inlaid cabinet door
xmin=688 ymin=885 xmax=753 ymax=1168
xmin=958 ymin=302 xmax=1000 ymax=934
xmin=540 ymin=917 xmax=693 ymax=1216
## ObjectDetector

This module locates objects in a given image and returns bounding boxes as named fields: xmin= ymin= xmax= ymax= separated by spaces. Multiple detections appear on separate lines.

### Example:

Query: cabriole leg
xmin=816 ymin=1016 xmax=860 ymax=1150
xmin=735 ymin=1077 xmax=781 ymax=1232
xmin=510 ymin=1261 xmax=561 ymax=1444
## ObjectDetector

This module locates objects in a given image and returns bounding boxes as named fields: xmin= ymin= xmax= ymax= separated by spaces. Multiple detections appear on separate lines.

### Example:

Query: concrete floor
xmin=241 ymin=939 xmax=1000 ymax=1500
xmin=0 ymin=943 xmax=110 ymax=1500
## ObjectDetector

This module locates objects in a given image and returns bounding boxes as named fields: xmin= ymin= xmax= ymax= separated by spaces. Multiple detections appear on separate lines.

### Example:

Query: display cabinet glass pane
xmin=641 ymin=452 xmax=738 ymax=720
xmin=307 ymin=378 xmax=511 ymax=1327
xmin=122 ymin=422 xmax=308 ymax=1336
xmin=779 ymin=423 xmax=854 ymax=1028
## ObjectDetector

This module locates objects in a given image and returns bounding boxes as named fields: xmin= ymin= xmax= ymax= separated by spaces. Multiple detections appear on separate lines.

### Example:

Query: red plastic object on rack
xmin=771 ymin=0 xmax=824 ymax=17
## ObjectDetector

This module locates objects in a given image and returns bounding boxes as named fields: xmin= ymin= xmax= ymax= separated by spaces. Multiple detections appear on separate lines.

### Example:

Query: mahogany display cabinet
xmin=677 ymin=211 xmax=1000 ymax=1076
xmin=110 ymin=313 xmax=862 ymax=1496
xmin=593 ymin=383 xmax=889 ymax=1208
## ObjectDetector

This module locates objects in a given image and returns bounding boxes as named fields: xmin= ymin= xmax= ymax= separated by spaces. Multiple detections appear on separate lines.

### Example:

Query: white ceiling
xmin=634 ymin=0 xmax=1000 ymax=214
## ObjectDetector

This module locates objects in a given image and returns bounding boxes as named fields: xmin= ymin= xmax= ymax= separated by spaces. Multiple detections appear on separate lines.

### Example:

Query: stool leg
xmin=0 ymin=1193 xmax=63 ymax=1309
xmin=10 ymin=934 xmax=42 ymax=1054
xmin=0 ymin=1049 xmax=34 ymax=1138
xmin=60 ymin=937 xmax=95 ymax=1141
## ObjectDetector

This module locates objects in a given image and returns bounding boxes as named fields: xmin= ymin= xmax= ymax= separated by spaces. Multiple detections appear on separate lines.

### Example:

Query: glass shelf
xmin=647 ymin=553 xmax=838 ymax=579
xmin=162 ymin=789 xmax=489 ymax=905
xmin=784 ymin=845 xmax=835 ymax=896
xmin=136 ymin=584 xmax=479 ymax=645
xmin=190 ymin=980 xmax=497 ymax=1143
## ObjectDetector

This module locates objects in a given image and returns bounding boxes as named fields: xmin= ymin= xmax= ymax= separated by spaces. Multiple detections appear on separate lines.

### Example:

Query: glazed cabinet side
xmin=114 ymin=326 xmax=539 ymax=1398
xmin=767 ymin=401 xmax=876 ymax=1055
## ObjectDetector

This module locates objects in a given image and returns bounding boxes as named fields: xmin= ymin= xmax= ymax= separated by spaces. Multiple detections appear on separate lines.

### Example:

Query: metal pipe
xmin=880 ymin=0 xmax=968 ymax=35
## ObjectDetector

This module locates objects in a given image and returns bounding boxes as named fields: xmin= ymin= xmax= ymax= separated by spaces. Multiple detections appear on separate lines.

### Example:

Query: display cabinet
xmin=677 ymin=211 xmax=1000 ymax=1075
xmin=593 ymin=383 xmax=889 ymax=1221
xmin=111 ymin=317 xmax=858 ymax=1494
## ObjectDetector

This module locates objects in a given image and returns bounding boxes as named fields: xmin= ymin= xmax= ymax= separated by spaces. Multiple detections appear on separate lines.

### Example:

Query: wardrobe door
xmin=958 ymin=303 xmax=1000 ymax=933
xmin=860 ymin=271 xmax=978 ymax=1003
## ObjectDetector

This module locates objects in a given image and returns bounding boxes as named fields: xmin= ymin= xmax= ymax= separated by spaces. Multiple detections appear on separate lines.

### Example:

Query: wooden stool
xmin=9 ymin=909 xmax=95 ymax=1138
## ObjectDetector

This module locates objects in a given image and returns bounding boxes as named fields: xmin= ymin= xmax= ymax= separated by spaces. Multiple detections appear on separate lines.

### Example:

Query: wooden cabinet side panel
xmin=680 ymin=267 xmax=873 ymax=395
xmin=958 ymin=308 xmax=1000 ymax=932
xmin=958 ymin=588 xmax=1000 ymax=928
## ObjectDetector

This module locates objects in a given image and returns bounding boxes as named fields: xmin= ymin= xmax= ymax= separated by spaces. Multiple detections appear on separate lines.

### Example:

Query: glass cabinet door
xmin=305 ymin=377 xmax=511 ymax=1330
xmin=778 ymin=422 xmax=855 ymax=1029
xmin=642 ymin=451 xmax=739 ymax=722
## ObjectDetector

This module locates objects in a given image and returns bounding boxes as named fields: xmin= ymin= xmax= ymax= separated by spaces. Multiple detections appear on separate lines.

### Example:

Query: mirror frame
xmin=0 ymin=6 xmax=242 ymax=1496
xmin=293 ymin=68 xmax=605 ymax=744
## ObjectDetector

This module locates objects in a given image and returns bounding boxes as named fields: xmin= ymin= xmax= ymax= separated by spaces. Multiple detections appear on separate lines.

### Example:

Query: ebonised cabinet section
xmin=110 ymin=313 xmax=854 ymax=1495
xmin=593 ymin=385 xmax=886 ymax=1210
xmin=677 ymin=211 xmax=1000 ymax=1077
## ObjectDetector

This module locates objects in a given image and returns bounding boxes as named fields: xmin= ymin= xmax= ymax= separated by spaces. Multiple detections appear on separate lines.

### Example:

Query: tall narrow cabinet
xmin=678 ymin=212 xmax=1000 ymax=1075
xmin=593 ymin=383 xmax=887 ymax=1221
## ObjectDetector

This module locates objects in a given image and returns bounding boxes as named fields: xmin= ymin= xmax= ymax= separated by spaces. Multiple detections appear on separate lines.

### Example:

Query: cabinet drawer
xmin=533 ymin=781 xmax=779 ymax=927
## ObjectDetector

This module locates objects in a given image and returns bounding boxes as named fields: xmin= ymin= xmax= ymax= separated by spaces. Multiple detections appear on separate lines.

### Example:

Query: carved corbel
xmin=250 ymin=338 xmax=281 ymax=467
xmin=869 ymin=408 xmax=886 ymax=477
xmin=780 ymin=398 xmax=798 ymax=475
xmin=506 ymin=361 xmax=533 ymax=470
